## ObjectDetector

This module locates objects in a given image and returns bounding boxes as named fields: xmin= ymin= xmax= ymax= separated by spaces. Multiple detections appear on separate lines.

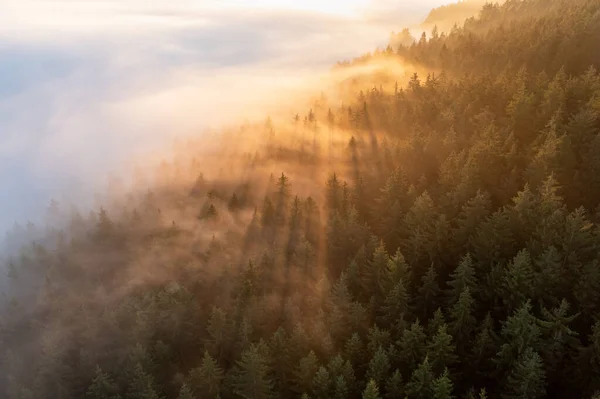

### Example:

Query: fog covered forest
xmin=3 ymin=0 xmax=600 ymax=398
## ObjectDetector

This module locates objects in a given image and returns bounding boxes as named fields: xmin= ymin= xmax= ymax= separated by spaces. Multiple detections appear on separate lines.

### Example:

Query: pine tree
xmin=453 ymin=190 xmax=492 ymax=250
xmin=327 ymin=173 xmax=344 ymax=214
xmin=398 ymin=320 xmax=427 ymax=372
xmin=126 ymin=363 xmax=162 ymax=399
xmin=496 ymin=301 xmax=541 ymax=370
xmin=333 ymin=376 xmax=348 ymax=399
xmin=344 ymin=333 xmax=364 ymax=367
xmin=446 ymin=254 xmax=477 ymax=306
xmin=501 ymin=249 xmax=535 ymax=312
xmin=188 ymin=351 xmax=224 ymax=398
xmin=177 ymin=384 xmax=195 ymax=399
xmin=427 ymin=324 xmax=457 ymax=374
xmin=406 ymin=357 xmax=434 ymax=399
xmin=311 ymin=367 xmax=331 ymax=399
xmin=361 ymin=242 xmax=391 ymax=302
xmin=533 ymin=246 xmax=564 ymax=307
xmin=362 ymin=380 xmax=382 ymax=399
xmin=470 ymin=209 xmax=515 ymax=268
xmin=367 ymin=326 xmax=391 ymax=356
xmin=432 ymin=369 xmax=454 ymax=399
xmin=268 ymin=328 xmax=291 ymax=395
xmin=449 ymin=287 xmax=476 ymax=350
xmin=537 ymin=299 xmax=580 ymax=376
xmin=384 ymin=369 xmax=404 ymax=399
xmin=87 ymin=366 xmax=121 ymax=399
xmin=366 ymin=347 xmax=391 ymax=388
xmin=403 ymin=192 xmax=438 ymax=266
xmin=341 ymin=361 xmax=357 ymax=397
xmin=416 ymin=265 xmax=440 ymax=320
xmin=261 ymin=196 xmax=276 ymax=236
xmin=469 ymin=313 xmax=497 ymax=381
xmin=428 ymin=308 xmax=446 ymax=337
xmin=205 ymin=307 xmax=231 ymax=363
xmin=293 ymin=351 xmax=320 ymax=395
xmin=502 ymin=349 xmax=546 ymax=399
xmin=380 ymin=279 xmax=408 ymax=327
xmin=232 ymin=345 xmax=274 ymax=399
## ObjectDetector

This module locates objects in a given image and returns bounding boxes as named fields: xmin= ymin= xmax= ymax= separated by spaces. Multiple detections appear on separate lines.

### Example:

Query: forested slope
xmin=421 ymin=0 xmax=487 ymax=32
xmin=3 ymin=0 xmax=600 ymax=398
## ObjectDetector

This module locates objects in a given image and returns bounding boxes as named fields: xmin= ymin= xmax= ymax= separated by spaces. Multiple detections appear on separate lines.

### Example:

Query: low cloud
xmin=0 ymin=0 xmax=447 ymax=231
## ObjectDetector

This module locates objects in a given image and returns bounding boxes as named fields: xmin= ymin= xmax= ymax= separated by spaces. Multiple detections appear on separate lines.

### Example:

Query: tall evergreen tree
xmin=232 ymin=345 xmax=274 ymax=399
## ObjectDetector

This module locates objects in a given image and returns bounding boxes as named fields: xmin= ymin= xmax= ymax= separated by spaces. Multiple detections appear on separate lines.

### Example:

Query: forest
xmin=2 ymin=0 xmax=600 ymax=398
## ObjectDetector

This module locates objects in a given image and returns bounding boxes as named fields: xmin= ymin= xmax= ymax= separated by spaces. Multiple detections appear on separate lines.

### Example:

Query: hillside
xmin=421 ymin=0 xmax=488 ymax=32
xmin=2 ymin=0 xmax=600 ymax=399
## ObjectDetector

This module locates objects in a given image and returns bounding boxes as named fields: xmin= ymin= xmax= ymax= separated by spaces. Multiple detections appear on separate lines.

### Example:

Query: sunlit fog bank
xmin=0 ymin=0 xmax=452 ymax=235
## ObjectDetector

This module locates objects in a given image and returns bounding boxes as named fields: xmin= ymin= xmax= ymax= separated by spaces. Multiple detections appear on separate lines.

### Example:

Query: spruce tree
xmin=362 ymin=380 xmax=382 ymax=399
xmin=432 ymin=369 xmax=454 ymax=399
xmin=406 ymin=357 xmax=434 ymax=399
xmin=503 ymin=349 xmax=546 ymax=399
xmin=232 ymin=345 xmax=274 ymax=399
xmin=188 ymin=351 xmax=224 ymax=398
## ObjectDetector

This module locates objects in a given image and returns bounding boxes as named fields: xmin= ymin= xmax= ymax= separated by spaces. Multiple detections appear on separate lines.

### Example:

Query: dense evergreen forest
xmin=3 ymin=0 xmax=600 ymax=398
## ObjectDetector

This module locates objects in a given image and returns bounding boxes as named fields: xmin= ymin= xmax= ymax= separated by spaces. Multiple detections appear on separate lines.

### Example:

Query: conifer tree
xmin=126 ymin=364 xmax=163 ymax=399
xmin=449 ymin=288 xmax=476 ymax=350
xmin=367 ymin=347 xmax=391 ymax=388
xmin=417 ymin=265 xmax=440 ymax=320
xmin=446 ymin=254 xmax=477 ymax=306
xmin=188 ymin=351 xmax=224 ymax=398
xmin=293 ymin=351 xmax=320 ymax=395
xmin=501 ymin=249 xmax=535 ymax=312
xmin=362 ymin=380 xmax=382 ymax=399
xmin=232 ymin=345 xmax=274 ymax=399
xmin=384 ymin=369 xmax=404 ymax=399
xmin=406 ymin=357 xmax=434 ymax=399
xmin=502 ymin=349 xmax=546 ymax=399
xmin=380 ymin=279 xmax=408 ymax=327
xmin=497 ymin=301 xmax=541 ymax=370
xmin=398 ymin=320 xmax=427 ymax=372
xmin=432 ymin=369 xmax=454 ymax=399
xmin=177 ymin=384 xmax=195 ymax=399
xmin=311 ymin=367 xmax=331 ymax=399
xmin=87 ymin=366 xmax=121 ymax=399
xmin=333 ymin=376 xmax=349 ymax=399
xmin=427 ymin=324 xmax=457 ymax=375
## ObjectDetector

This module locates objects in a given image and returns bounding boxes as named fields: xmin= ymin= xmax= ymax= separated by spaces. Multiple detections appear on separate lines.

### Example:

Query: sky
xmin=0 ymin=0 xmax=451 ymax=234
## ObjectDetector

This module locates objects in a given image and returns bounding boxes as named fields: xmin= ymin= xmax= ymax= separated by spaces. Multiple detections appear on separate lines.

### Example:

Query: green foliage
xmin=188 ymin=351 xmax=224 ymax=398
xmin=503 ymin=349 xmax=546 ymax=399
xmin=366 ymin=347 xmax=391 ymax=388
xmin=432 ymin=369 xmax=454 ymax=399
xmin=446 ymin=254 xmax=476 ymax=306
xmin=177 ymin=384 xmax=195 ymax=399
xmin=406 ymin=357 xmax=434 ymax=399
xmin=384 ymin=369 xmax=404 ymax=399
xmin=232 ymin=345 xmax=274 ymax=399
xmin=311 ymin=367 xmax=331 ymax=399
xmin=87 ymin=366 xmax=122 ymax=399
xmin=293 ymin=351 xmax=320 ymax=395
xmin=427 ymin=324 xmax=457 ymax=374
xmin=362 ymin=380 xmax=381 ymax=399
xmin=449 ymin=288 xmax=476 ymax=349
xmin=126 ymin=364 xmax=163 ymax=399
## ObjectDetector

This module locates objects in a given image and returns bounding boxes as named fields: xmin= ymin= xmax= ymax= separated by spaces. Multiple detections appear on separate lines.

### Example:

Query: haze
xmin=0 ymin=0 xmax=450 ymax=232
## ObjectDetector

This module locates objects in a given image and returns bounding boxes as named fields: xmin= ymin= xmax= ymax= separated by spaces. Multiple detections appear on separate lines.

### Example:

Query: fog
xmin=0 ymin=0 xmax=451 ymax=233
